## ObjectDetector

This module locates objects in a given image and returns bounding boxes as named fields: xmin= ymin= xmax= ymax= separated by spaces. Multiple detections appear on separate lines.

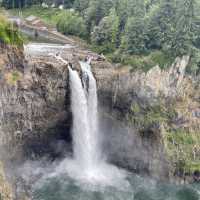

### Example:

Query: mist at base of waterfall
xmin=33 ymin=171 xmax=200 ymax=200
xmin=43 ymin=157 xmax=130 ymax=190
xmin=42 ymin=63 xmax=130 ymax=191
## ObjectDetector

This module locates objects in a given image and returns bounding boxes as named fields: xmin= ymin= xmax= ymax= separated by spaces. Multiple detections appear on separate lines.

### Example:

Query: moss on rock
xmin=164 ymin=129 xmax=200 ymax=176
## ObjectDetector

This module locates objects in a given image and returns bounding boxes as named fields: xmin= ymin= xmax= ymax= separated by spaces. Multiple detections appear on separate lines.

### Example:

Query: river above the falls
xmin=24 ymin=42 xmax=74 ymax=57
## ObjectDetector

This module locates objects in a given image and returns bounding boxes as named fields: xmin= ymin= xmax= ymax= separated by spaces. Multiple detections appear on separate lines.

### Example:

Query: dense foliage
xmin=2 ymin=0 xmax=200 ymax=72
xmin=0 ymin=14 xmax=23 ymax=46
xmin=56 ymin=10 xmax=87 ymax=38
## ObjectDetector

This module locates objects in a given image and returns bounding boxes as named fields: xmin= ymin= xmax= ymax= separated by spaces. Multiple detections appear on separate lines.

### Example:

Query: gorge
xmin=0 ymin=41 xmax=199 ymax=199
xmin=0 ymin=0 xmax=200 ymax=197
xmin=47 ymin=60 xmax=129 ymax=190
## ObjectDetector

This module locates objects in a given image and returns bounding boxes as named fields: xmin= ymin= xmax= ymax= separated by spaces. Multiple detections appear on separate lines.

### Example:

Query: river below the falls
xmin=32 ymin=173 xmax=199 ymax=200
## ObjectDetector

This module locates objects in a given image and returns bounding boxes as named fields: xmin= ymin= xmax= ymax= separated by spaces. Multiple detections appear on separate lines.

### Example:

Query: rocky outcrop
xmin=94 ymin=56 xmax=190 ymax=108
xmin=0 ymin=44 xmax=24 ymax=72
xmin=0 ymin=43 xmax=71 ymax=164
xmin=92 ymin=55 xmax=200 ymax=183
xmin=0 ymin=43 xmax=73 ymax=198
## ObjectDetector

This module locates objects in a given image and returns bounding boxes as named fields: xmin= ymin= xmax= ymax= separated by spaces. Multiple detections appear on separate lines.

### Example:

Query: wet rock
xmin=0 ymin=45 xmax=71 ymax=163
xmin=193 ymin=170 xmax=200 ymax=183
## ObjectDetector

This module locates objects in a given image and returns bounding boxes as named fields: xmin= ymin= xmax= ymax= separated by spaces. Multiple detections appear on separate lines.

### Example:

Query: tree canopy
xmin=2 ymin=0 xmax=200 ymax=72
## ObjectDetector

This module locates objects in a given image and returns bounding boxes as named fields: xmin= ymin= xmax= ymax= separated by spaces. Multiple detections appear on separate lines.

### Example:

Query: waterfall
xmin=68 ymin=66 xmax=91 ymax=168
xmin=68 ymin=63 xmax=100 ymax=169
xmin=54 ymin=61 xmax=129 ymax=188
xmin=80 ymin=61 xmax=101 ymax=165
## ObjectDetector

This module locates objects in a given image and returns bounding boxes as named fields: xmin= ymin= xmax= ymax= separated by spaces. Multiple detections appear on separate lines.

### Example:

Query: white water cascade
xmin=68 ymin=62 xmax=100 ymax=170
xmin=80 ymin=61 xmax=101 ymax=166
xmin=53 ymin=61 xmax=129 ymax=189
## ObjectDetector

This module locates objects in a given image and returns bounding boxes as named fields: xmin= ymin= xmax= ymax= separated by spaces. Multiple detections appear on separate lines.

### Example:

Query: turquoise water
xmin=33 ymin=173 xmax=200 ymax=200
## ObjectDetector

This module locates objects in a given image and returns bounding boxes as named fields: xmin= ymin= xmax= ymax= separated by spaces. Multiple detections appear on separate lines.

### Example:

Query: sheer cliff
xmin=0 ymin=43 xmax=199 ymax=199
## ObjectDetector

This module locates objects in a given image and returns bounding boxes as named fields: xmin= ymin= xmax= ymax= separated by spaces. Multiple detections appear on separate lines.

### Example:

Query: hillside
xmin=3 ymin=0 xmax=200 ymax=73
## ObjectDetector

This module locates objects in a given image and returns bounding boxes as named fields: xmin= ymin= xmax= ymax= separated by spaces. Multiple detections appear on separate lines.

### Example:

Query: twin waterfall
xmin=69 ymin=61 xmax=100 ymax=170
xmin=54 ymin=61 xmax=129 ymax=188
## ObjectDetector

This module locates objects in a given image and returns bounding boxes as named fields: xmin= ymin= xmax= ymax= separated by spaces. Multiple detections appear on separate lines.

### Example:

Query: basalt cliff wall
xmin=93 ymin=55 xmax=200 ymax=183
xmin=0 ymin=43 xmax=199 ymax=199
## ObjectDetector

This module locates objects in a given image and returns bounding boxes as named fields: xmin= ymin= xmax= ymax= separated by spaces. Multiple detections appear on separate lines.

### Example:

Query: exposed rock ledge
xmin=94 ymin=55 xmax=199 ymax=182
xmin=95 ymin=55 xmax=190 ymax=107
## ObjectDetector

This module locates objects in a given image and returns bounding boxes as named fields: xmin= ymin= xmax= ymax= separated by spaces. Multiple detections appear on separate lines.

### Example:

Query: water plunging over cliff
xmin=56 ymin=62 xmax=129 ymax=188
xmin=17 ymin=43 xmax=199 ymax=199
xmin=80 ymin=61 xmax=100 ymax=166
xmin=68 ymin=63 xmax=100 ymax=170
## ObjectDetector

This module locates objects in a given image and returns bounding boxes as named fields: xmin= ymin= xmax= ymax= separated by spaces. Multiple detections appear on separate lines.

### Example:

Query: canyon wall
xmin=0 ymin=43 xmax=199 ymax=199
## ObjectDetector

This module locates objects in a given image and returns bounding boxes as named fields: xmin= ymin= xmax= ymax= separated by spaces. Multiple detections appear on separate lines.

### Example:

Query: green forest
xmin=1 ymin=0 xmax=200 ymax=72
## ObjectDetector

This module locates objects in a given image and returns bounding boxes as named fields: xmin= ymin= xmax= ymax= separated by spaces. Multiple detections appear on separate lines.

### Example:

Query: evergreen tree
xmin=121 ymin=16 xmax=148 ymax=54
xmin=147 ymin=0 xmax=176 ymax=52
xmin=91 ymin=8 xmax=119 ymax=52
xmin=114 ymin=0 xmax=128 ymax=32
xmin=127 ymin=0 xmax=146 ymax=17
xmin=74 ymin=0 xmax=89 ymax=13
xmin=84 ymin=0 xmax=113 ymax=33
xmin=172 ymin=0 xmax=196 ymax=56
xmin=64 ymin=0 xmax=75 ymax=8
xmin=2 ymin=0 xmax=25 ymax=8
xmin=3 ymin=0 xmax=200 ymax=72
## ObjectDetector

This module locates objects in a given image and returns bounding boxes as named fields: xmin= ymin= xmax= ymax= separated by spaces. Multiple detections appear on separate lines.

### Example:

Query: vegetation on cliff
xmin=0 ymin=13 xmax=23 ymax=46
xmin=165 ymin=129 xmax=200 ymax=176
xmin=128 ymin=96 xmax=200 ymax=176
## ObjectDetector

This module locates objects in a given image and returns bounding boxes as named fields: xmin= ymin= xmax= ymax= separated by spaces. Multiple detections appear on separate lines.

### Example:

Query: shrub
xmin=91 ymin=8 xmax=119 ymax=53
xmin=107 ymin=51 xmax=155 ymax=72
xmin=129 ymin=102 xmax=177 ymax=128
xmin=56 ymin=10 xmax=87 ymax=38
xmin=0 ymin=14 xmax=23 ymax=46
xmin=149 ymin=51 xmax=174 ymax=70
xmin=165 ymin=130 xmax=200 ymax=174
xmin=5 ymin=70 xmax=22 ymax=85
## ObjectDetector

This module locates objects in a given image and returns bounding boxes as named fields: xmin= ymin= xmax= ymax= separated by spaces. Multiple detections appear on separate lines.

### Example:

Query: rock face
xmin=0 ymin=49 xmax=71 ymax=163
xmin=0 ymin=42 xmax=199 ymax=199
xmin=93 ymin=55 xmax=200 ymax=182
xmin=0 ymin=163 xmax=13 ymax=200
xmin=94 ymin=56 xmax=190 ymax=108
